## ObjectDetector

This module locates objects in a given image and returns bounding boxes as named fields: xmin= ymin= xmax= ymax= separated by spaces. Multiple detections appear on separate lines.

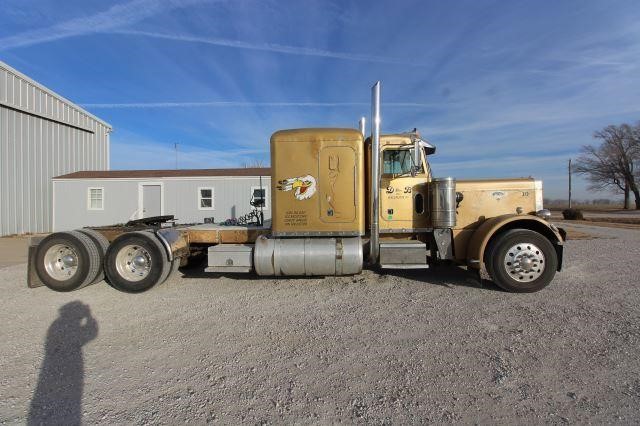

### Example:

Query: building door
xmin=140 ymin=184 xmax=162 ymax=218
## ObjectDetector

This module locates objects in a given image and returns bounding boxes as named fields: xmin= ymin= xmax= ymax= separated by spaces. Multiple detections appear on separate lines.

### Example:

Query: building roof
xmin=0 ymin=60 xmax=112 ymax=130
xmin=54 ymin=168 xmax=271 ymax=179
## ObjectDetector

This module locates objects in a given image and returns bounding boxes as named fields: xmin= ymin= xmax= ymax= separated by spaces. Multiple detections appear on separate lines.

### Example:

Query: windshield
xmin=383 ymin=148 xmax=421 ymax=175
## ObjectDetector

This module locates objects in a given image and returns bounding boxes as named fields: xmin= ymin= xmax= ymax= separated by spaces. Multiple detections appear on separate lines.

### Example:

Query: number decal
xmin=404 ymin=186 xmax=412 ymax=194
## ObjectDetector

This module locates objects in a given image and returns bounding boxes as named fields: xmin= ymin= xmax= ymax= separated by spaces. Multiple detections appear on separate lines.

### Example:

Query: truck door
xmin=379 ymin=147 xmax=428 ymax=230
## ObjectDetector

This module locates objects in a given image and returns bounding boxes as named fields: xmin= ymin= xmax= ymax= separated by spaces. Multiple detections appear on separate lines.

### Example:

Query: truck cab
xmin=371 ymin=128 xmax=564 ymax=292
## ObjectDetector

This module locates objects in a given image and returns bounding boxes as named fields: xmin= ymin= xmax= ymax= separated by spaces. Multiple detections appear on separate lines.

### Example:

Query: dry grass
xmin=547 ymin=203 xmax=624 ymax=211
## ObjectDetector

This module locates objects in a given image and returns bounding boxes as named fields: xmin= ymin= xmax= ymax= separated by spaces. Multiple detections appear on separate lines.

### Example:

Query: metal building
xmin=52 ymin=168 xmax=271 ymax=231
xmin=0 ymin=60 xmax=111 ymax=236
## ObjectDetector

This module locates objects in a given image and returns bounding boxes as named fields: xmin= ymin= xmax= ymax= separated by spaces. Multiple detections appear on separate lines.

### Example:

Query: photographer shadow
xmin=28 ymin=301 xmax=98 ymax=426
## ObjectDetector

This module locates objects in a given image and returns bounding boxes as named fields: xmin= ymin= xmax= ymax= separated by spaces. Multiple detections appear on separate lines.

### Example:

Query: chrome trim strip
xmin=379 ymin=241 xmax=427 ymax=248
xmin=379 ymin=228 xmax=433 ymax=234
xmin=272 ymin=231 xmax=362 ymax=237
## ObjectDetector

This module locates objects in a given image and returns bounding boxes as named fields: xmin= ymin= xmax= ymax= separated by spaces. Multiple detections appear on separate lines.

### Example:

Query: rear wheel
xmin=35 ymin=231 xmax=101 ymax=292
xmin=485 ymin=229 xmax=557 ymax=293
xmin=104 ymin=231 xmax=170 ymax=293
xmin=77 ymin=228 xmax=110 ymax=284
xmin=167 ymin=258 xmax=181 ymax=280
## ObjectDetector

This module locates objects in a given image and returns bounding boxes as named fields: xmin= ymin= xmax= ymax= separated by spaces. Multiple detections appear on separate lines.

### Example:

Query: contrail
xmin=80 ymin=101 xmax=442 ymax=109
xmin=2 ymin=1 xmax=416 ymax=65
xmin=112 ymin=30 xmax=416 ymax=65
xmin=0 ymin=0 xmax=214 ymax=51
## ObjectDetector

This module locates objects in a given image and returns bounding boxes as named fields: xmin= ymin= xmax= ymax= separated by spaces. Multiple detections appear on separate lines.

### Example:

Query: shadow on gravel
xmin=179 ymin=258 xmax=504 ymax=291
xmin=381 ymin=265 xmax=504 ymax=292
xmin=28 ymin=301 xmax=98 ymax=426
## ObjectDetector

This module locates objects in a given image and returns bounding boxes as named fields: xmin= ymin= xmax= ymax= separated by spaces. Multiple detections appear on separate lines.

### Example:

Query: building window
xmin=198 ymin=187 xmax=214 ymax=210
xmin=250 ymin=186 xmax=268 ymax=209
xmin=88 ymin=187 xmax=104 ymax=210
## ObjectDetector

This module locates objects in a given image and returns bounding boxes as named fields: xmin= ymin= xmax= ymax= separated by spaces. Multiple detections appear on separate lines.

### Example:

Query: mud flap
xmin=555 ymin=227 xmax=566 ymax=271
xmin=555 ymin=243 xmax=564 ymax=272
xmin=27 ymin=236 xmax=45 ymax=288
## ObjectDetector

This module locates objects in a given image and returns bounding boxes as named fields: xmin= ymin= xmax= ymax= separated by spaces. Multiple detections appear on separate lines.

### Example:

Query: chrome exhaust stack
xmin=358 ymin=116 xmax=366 ymax=137
xmin=369 ymin=82 xmax=381 ymax=264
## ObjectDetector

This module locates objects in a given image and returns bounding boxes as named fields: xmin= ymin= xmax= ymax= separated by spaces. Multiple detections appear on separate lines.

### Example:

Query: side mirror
xmin=421 ymin=138 xmax=436 ymax=155
xmin=411 ymin=136 xmax=421 ymax=177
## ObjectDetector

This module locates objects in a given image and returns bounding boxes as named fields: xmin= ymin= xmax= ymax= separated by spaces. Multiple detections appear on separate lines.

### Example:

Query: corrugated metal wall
xmin=0 ymin=61 xmax=111 ymax=236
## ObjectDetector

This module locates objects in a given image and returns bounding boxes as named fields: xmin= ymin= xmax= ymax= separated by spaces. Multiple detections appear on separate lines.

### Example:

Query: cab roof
xmin=271 ymin=128 xmax=363 ymax=142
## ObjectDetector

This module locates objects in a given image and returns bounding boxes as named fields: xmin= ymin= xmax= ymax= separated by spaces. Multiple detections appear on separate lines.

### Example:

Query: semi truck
xmin=28 ymin=82 xmax=565 ymax=294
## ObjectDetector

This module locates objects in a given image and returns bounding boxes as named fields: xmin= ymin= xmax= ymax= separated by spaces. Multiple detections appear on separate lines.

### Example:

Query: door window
xmin=383 ymin=148 xmax=421 ymax=175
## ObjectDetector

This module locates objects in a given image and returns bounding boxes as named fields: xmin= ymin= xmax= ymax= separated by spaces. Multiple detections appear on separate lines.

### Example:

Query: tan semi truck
xmin=28 ymin=82 xmax=565 ymax=293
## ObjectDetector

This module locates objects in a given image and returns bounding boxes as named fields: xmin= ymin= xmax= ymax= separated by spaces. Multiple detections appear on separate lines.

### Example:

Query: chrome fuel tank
xmin=254 ymin=236 xmax=362 ymax=276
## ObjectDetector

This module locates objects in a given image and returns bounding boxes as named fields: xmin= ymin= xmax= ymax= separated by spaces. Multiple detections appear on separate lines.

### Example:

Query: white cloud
xmin=0 ymin=0 xmax=214 ymax=51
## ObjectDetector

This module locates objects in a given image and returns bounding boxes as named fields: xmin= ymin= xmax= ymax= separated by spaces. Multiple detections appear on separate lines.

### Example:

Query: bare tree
xmin=242 ymin=158 xmax=267 ymax=168
xmin=574 ymin=122 xmax=640 ymax=209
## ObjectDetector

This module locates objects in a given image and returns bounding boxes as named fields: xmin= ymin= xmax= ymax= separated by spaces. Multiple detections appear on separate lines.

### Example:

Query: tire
xmin=485 ymin=229 xmax=557 ymax=293
xmin=77 ymin=228 xmax=110 ymax=284
xmin=104 ymin=231 xmax=170 ymax=293
xmin=158 ymin=258 xmax=181 ymax=286
xmin=34 ymin=231 xmax=101 ymax=292
xmin=155 ymin=258 xmax=180 ymax=288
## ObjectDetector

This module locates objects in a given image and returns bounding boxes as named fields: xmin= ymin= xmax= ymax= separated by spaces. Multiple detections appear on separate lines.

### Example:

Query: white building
xmin=52 ymin=168 xmax=271 ymax=231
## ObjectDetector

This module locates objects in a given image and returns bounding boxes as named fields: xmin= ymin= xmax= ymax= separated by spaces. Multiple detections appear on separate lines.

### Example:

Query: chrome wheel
xmin=105 ymin=231 xmax=171 ymax=293
xmin=503 ymin=242 xmax=545 ymax=283
xmin=115 ymin=244 xmax=152 ymax=282
xmin=44 ymin=244 xmax=79 ymax=280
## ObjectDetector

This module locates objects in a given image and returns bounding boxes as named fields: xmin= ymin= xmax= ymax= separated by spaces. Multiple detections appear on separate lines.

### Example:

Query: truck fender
xmin=466 ymin=214 xmax=565 ymax=272
xmin=155 ymin=228 xmax=190 ymax=262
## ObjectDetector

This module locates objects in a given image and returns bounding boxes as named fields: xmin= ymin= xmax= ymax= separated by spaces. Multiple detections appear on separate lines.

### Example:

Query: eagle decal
xmin=277 ymin=175 xmax=317 ymax=200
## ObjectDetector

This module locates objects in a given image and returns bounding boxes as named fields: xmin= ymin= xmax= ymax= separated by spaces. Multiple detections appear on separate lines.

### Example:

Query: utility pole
xmin=568 ymin=158 xmax=572 ymax=209
xmin=174 ymin=143 xmax=179 ymax=170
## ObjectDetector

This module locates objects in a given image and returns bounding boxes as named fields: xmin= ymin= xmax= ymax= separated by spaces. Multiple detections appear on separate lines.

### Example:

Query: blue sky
xmin=2 ymin=0 xmax=640 ymax=199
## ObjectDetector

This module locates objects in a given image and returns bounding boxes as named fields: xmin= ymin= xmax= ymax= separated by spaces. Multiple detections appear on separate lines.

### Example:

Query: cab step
xmin=379 ymin=240 xmax=428 ymax=269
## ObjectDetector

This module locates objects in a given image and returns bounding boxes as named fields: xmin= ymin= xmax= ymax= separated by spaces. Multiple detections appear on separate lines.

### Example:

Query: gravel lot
xmin=1 ymin=223 xmax=639 ymax=424
xmin=0 ymin=236 xmax=30 ymax=268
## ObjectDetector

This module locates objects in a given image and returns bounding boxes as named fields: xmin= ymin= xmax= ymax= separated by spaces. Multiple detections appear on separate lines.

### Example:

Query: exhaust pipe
xmin=358 ymin=116 xmax=366 ymax=137
xmin=369 ymin=82 xmax=381 ymax=264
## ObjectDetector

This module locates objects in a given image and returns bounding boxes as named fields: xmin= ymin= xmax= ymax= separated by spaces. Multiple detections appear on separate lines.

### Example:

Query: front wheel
xmin=485 ymin=229 xmax=558 ymax=293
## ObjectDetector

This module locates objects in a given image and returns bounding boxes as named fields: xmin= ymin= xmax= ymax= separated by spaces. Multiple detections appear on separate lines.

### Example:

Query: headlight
xmin=536 ymin=209 xmax=551 ymax=221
